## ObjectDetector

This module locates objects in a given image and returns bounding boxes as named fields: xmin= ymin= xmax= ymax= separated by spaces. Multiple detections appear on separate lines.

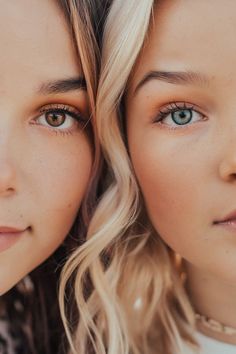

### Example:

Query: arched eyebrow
xmin=37 ymin=77 xmax=86 ymax=95
xmin=133 ymin=71 xmax=209 ymax=96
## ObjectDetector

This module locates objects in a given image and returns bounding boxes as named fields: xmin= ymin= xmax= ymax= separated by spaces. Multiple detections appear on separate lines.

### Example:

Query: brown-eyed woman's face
xmin=126 ymin=0 xmax=236 ymax=282
xmin=0 ymin=0 xmax=92 ymax=293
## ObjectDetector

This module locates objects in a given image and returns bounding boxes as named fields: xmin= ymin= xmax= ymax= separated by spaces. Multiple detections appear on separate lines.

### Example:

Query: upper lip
xmin=214 ymin=210 xmax=236 ymax=224
xmin=0 ymin=226 xmax=26 ymax=233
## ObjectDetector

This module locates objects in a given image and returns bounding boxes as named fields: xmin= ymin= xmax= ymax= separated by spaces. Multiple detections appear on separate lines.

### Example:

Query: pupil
xmin=179 ymin=111 xmax=186 ymax=118
xmin=46 ymin=112 xmax=66 ymax=127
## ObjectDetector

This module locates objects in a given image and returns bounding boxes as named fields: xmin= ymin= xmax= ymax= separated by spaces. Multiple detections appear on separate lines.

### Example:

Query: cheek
xmin=43 ymin=147 xmax=92 ymax=208
xmin=27 ymin=132 xmax=93 ymax=245
xmin=128 ymin=129 xmax=207 ymax=253
xmin=37 ymin=140 xmax=92 ymax=227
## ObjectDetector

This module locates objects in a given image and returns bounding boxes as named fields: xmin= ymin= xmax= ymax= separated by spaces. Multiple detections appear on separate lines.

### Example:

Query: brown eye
xmin=45 ymin=111 xmax=66 ymax=127
xmin=34 ymin=105 xmax=83 ymax=133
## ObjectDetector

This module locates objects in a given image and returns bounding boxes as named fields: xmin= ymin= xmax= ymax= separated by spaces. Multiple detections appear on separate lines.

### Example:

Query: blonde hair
xmin=59 ymin=1 xmax=198 ymax=354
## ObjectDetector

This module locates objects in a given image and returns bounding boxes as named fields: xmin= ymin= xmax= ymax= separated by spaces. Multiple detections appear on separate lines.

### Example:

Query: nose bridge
xmin=0 ymin=118 xmax=19 ymax=195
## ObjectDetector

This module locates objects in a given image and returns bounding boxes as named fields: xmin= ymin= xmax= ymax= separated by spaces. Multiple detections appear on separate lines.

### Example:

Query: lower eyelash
xmin=48 ymin=128 xmax=74 ymax=137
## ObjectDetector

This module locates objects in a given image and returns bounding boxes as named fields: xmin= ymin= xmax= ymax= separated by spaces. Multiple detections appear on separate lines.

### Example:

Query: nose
xmin=0 ymin=113 xmax=21 ymax=196
xmin=218 ymin=140 xmax=236 ymax=183
xmin=0 ymin=147 xmax=17 ymax=197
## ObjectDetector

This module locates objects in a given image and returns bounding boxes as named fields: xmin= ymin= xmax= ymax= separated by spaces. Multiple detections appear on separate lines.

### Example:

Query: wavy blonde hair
xmin=59 ymin=1 xmax=198 ymax=354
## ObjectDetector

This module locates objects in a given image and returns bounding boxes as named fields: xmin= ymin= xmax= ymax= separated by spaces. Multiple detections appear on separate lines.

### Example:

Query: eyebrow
xmin=134 ymin=70 xmax=209 ymax=95
xmin=37 ymin=77 xmax=87 ymax=95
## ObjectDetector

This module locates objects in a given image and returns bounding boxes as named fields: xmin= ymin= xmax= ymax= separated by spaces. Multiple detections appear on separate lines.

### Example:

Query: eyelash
xmin=33 ymin=103 xmax=86 ymax=136
xmin=154 ymin=101 xmax=206 ymax=129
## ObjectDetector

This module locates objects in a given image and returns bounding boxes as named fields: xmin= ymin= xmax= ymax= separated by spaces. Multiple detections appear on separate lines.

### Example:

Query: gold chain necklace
xmin=196 ymin=313 xmax=236 ymax=335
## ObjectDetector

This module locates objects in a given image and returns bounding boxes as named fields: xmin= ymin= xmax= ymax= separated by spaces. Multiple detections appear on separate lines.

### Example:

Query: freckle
xmin=67 ymin=203 xmax=72 ymax=208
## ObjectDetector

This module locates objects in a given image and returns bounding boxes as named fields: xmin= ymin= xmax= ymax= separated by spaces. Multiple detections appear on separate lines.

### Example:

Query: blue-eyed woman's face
xmin=0 ymin=0 xmax=92 ymax=293
xmin=126 ymin=0 xmax=236 ymax=282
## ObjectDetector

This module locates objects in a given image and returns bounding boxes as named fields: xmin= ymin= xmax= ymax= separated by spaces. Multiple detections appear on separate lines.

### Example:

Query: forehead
xmin=0 ymin=0 xmax=80 ymax=96
xmin=130 ymin=0 xmax=236 ymax=93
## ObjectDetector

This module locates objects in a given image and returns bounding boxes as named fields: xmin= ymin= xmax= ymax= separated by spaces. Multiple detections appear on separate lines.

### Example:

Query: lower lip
xmin=0 ymin=230 xmax=26 ymax=253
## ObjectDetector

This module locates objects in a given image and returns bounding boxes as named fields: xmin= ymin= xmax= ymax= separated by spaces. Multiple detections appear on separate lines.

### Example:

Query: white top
xmin=184 ymin=332 xmax=236 ymax=354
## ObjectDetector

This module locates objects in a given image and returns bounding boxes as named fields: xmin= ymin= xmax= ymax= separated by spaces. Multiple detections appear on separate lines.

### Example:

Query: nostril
xmin=228 ymin=172 xmax=236 ymax=182
xmin=1 ymin=187 xmax=16 ymax=197
xmin=218 ymin=159 xmax=236 ymax=182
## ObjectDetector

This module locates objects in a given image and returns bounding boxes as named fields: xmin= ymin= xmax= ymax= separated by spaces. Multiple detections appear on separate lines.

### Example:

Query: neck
xmin=184 ymin=261 xmax=236 ymax=345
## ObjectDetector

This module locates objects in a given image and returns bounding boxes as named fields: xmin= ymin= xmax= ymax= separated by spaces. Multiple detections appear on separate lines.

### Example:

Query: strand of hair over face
xmin=59 ymin=1 xmax=198 ymax=354
xmin=58 ymin=0 xmax=107 ymax=225
xmin=56 ymin=1 xmax=102 ymax=351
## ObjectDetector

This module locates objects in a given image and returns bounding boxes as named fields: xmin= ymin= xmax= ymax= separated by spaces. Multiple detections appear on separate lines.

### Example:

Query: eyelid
xmin=38 ymin=103 xmax=84 ymax=120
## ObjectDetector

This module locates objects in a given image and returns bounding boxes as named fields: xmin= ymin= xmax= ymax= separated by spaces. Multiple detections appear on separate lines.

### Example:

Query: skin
xmin=0 ymin=0 xmax=92 ymax=294
xmin=126 ymin=0 xmax=236 ymax=344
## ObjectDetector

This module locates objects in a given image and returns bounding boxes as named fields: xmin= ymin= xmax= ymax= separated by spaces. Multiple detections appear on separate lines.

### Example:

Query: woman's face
xmin=0 ymin=0 xmax=92 ymax=293
xmin=126 ymin=0 xmax=236 ymax=282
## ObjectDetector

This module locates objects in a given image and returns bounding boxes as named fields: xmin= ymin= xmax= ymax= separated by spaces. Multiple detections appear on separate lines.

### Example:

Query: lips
xmin=214 ymin=210 xmax=236 ymax=225
xmin=0 ymin=226 xmax=30 ymax=253
xmin=0 ymin=226 xmax=26 ymax=233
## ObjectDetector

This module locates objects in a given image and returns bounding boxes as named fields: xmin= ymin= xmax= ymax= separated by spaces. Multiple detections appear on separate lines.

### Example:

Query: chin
xmin=0 ymin=269 xmax=29 ymax=296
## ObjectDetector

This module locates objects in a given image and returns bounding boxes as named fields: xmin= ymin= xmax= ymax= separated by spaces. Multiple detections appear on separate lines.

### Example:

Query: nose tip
xmin=219 ymin=154 xmax=236 ymax=182
xmin=0 ymin=159 xmax=16 ymax=196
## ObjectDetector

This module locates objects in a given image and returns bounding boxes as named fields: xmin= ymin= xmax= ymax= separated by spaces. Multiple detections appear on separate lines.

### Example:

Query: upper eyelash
xmin=42 ymin=108 xmax=81 ymax=121
xmin=38 ymin=104 xmax=85 ymax=122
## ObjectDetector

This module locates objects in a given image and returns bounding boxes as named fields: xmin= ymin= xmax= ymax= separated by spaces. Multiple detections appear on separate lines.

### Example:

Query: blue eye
xmin=156 ymin=103 xmax=205 ymax=128
xmin=171 ymin=109 xmax=192 ymax=125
